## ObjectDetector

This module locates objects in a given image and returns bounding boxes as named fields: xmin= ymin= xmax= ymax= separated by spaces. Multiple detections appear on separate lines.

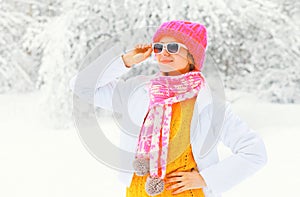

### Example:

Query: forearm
xmin=199 ymin=103 xmax=268 ymax=194
xmin=199 ymin=136 xmax=267 ymax=194
xmin=69 ymin=55 xmax=131 ymax=107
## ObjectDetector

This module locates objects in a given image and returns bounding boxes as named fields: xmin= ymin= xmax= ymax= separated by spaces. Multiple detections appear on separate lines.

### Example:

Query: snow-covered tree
xmin=24 ymin=0 xmax=175 ymax=128
xmin=0 ymin=1 xmax=36 ymax=92
xmin=183 ymin=0 xmax=300 ymax=104
xmin=24 ymin=0 xmax=107 ymax=128
xmin=1 ymin=0 xmax=299 ymax=128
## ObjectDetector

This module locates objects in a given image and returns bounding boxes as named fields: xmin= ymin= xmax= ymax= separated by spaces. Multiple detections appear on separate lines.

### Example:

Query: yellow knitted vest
xmin=126 ymin=97 xmax=205 ymax=197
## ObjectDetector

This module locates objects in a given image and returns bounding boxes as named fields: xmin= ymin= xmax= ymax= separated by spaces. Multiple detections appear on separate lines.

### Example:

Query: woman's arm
xmin=69 ymin=55 xmax=131 ymax=111
xmin=199 ymin=102 xmax=268 ymax=194
xmin=69 ymin=44 xmax=152 ymax=111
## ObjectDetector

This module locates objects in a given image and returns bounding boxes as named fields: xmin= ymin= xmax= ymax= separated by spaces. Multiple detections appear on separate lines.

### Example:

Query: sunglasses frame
xmin=152 ymin=42 xmax=188 ymax=54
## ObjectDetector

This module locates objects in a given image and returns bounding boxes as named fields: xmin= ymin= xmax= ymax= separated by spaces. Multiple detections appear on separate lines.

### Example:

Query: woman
xmin=70 ymin=20 xmax=267 ymax=197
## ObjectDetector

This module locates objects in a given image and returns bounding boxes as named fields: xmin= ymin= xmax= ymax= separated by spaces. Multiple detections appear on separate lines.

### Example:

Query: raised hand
xmin=122 ymin=43 xmax=153 ymax=68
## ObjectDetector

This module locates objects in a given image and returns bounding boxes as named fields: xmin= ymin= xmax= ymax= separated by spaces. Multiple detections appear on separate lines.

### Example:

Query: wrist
xmin=121 ymin=54 xmax=133 ymax=68
xmin=198 ymin=171 xmax=207 ymax=187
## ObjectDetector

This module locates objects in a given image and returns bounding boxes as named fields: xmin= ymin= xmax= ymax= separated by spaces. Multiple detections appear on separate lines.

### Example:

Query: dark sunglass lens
xmin=153 ymin=44 xmax=163 ymax=53
xmin=167 ymin=43 xmax=179 ymax=53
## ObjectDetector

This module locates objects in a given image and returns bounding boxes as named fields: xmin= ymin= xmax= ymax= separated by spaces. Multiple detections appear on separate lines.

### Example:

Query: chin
xmin=158 ymin=64 xmax=176 ymax=72
xmin=159 ymin=68 xmax=173 ymax=72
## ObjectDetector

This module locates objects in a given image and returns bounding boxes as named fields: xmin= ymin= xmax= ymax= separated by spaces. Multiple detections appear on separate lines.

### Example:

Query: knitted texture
xmin=152 ymin=20 xmax=207 ymax=71
xmin=133 ymin=158 xmax=150 ymax=176
xmin=126 ymin=98 xmax=205 ymax=197
xmin=133 ymin=71 xmax=205 ymax=191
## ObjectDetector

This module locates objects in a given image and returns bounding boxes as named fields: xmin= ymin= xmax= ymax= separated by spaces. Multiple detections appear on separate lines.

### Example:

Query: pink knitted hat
xmin=152 ymin=20 xmax=207 ymax=71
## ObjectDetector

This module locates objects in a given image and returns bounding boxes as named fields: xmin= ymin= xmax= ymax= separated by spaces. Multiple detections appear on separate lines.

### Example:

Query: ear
xmin=187 ymin=52 xmax=195 ymax=65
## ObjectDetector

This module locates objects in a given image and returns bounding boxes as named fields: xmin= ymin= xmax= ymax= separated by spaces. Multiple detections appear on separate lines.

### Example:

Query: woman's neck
xmin=161 ymin=63 xmax=190 ymax=76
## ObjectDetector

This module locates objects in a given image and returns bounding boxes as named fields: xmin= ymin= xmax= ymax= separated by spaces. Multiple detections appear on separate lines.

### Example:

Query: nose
xmin=161 ymin=48 xmax=170 ymax=56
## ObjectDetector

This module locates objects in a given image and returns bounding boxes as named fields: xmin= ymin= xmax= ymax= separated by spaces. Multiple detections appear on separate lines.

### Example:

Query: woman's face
xmin=154 ymin=36 xmax=190 ymax=75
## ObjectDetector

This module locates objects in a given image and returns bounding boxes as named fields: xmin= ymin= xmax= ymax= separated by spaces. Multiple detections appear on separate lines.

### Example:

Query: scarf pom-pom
xmin=145 ymin=176 xmax=165 ymax=196
xmin=133 ymin=158 xmax=149 ymax=176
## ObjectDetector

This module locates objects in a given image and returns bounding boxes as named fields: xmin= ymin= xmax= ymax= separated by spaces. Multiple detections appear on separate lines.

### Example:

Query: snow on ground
xmin=0 ymin=91 xmax=299 ymax=197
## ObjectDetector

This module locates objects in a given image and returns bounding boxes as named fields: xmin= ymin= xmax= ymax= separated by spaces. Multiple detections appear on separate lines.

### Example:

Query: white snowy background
xmin=0 ymin=0 xmax=299 ymax=196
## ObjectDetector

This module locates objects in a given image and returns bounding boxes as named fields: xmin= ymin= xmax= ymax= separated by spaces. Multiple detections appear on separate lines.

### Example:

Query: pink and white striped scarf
xmin=135 ymin=71 xmax=205 ymax=180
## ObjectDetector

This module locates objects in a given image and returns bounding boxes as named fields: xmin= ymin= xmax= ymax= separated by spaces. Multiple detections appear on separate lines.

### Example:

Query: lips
xmin=160 ymin=59 xmax=173 ymax=63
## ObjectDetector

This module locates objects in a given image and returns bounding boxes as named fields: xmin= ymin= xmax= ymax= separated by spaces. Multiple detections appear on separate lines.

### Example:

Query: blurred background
xmin=0 ymin=0 xmax=299 ymax=196
xmin=0 ymin=0 xmax=299 ymax=128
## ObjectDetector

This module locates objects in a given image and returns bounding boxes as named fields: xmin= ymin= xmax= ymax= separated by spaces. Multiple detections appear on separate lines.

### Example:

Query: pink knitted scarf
xmin=134 ymin=71 xmax=205 ymax=182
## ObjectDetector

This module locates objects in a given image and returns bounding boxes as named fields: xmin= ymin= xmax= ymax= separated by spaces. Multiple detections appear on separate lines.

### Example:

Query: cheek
xmin=154 ymin=54 xmax=159 ymax=59
xmin=175 ymin=54 xmax=188 ymax=64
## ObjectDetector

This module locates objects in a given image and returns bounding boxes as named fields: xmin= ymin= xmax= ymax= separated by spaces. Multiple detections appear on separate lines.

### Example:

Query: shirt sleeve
xmin=69 ymin=55 xmax=131 ymax=111
xmin=199 ymin=102 xmax=268 ymax=194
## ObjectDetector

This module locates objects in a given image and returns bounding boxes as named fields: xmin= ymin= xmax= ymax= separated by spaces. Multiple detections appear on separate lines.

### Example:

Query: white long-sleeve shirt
xmin=69 ymin=56 xmax=268 ymax=197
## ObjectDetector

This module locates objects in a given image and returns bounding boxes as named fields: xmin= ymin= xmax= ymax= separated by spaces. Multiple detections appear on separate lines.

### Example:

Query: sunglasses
xmin=152 ymin=42 xmax=188 ymax=54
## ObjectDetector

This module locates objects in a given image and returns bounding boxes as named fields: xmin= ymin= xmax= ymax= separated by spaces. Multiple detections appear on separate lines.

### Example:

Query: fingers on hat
xmin=135 ymin=43 xmax=152 ymax=49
